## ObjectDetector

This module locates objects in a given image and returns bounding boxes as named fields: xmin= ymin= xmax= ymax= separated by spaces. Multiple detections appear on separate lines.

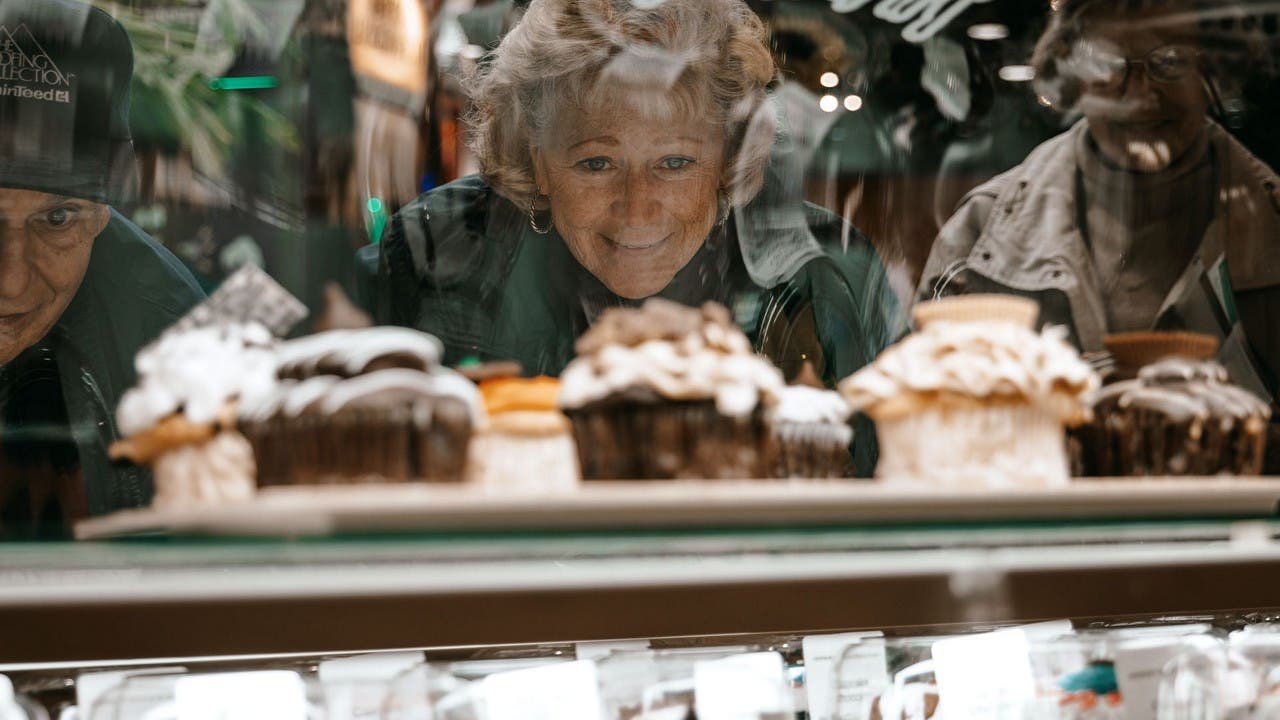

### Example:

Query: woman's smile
xmin=602 ymin=232 xmax=672 ymax=252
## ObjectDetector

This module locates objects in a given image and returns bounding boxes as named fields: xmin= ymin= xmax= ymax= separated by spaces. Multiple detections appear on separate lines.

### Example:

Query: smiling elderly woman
xmin=377 ymin=0 xmax=898 ymax=408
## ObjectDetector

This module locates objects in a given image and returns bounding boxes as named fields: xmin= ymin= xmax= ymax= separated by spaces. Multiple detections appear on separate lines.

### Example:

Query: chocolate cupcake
xmin=1075 ymin=356 xmax=1270 ymax=476
xmin=238 ymin=328 xmax=481 ymax=485
xmin=770 ymin=363 xmax=854 ymax=478
xmin=558 ymin=299 xmax=784 ymax=480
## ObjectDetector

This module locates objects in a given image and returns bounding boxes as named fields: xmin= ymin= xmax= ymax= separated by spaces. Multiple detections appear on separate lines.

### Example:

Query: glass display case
xmin=2 ymin=0 xmax=1280 ymax=717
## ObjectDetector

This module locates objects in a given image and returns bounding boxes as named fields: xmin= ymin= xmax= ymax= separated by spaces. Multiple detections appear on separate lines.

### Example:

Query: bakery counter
xmin=2 ymin=517 xmax=1280 ymax=663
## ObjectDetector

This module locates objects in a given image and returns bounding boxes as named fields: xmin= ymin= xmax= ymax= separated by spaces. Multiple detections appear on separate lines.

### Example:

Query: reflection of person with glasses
xmin=919 ymin=0 xmax=1280 ymax=421
xmin=0 ymin=0 xmax=204 ymax=535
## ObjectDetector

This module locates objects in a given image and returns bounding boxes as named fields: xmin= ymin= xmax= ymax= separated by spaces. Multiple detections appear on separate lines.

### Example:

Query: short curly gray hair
xmin=466 ymin=0 xmax=778 ymax=212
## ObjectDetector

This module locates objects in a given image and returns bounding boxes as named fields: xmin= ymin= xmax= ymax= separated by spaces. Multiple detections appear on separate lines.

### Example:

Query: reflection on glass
xmin=0 ymin=0 xmax=204 ymax=535
xmin=919 ymin=0 xmax=1280 ymax=424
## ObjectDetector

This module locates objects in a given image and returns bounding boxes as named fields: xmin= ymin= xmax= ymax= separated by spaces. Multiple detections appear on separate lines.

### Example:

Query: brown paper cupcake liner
xmin=239 ymin=397 xmax=472 ymax=486
xmin=1071 ymin=407 xmax=1266 ymax=477
xmin=1103 ymin=331 xmax=1220 ymax=372
xmin=564 ymin=400 xmax=775 ymax=480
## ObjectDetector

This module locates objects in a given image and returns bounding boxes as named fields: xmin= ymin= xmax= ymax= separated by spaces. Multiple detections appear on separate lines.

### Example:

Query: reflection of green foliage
xmin=90 ymin=0 xmax=298 ymax=177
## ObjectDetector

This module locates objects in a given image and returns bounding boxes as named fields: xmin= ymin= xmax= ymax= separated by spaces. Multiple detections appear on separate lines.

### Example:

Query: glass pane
xmin=0 ymin=0 xmax=1277 ymax=534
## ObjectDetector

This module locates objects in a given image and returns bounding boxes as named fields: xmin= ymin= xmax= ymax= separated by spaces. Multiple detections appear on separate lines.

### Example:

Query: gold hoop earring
xmin=528 ymin=197 xmax=553 ymax=235
xmin=716 ymin=188 xmax=731 ymax=228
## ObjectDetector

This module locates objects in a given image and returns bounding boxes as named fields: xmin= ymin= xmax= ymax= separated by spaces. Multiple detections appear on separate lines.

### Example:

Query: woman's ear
xmin=530 ymin=145 xmax=549 ymax=198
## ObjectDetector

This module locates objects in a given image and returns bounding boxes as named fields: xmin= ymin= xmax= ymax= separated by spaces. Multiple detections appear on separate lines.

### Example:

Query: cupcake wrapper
xmin=469 ymin=429 xmax=580 ymax=492
xmin=565 ymin=400 xmax=775 ymax=480
xmin=875 ymin=403 xmax=1070 ymax=489
xmin=1071 ymin=408 xmax=1266 ymax=477
xmin=771 ymin=421 xmax=853 ymax=479
xmin=239 ymin=397 xmax=472 ymax=485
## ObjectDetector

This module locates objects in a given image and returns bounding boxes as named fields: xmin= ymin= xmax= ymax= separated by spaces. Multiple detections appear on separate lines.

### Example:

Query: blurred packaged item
xmin=932 ymin=628 xmax=1037 ymax=718
xmin=802 ymin=631 xmax=888 ymax=720
xmin=869 ymin=660 xmax=941 ymax=720
xmin=597 ymin=647 xmax=767 ymax=719
xmin=380 ymin=662 xmax=476 ymax=720
xmin=478 ymin=659 xmax=602 ymax=720
xmin=0 ymin=675 xmax=48 ymax=720
xmin=317 ymin=652 xmax=423 ymax=720
xmin=86 ymin=671 xmax=315 ymax=720
xmin=840 ymin=295 xmax=1099 ymax=488
xmin=693 ymin=652 xmax=793 ymax=719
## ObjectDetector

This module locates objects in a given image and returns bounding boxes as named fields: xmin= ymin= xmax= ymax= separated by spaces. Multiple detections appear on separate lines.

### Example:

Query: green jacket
xmin=377 ymin=175 xmax=902 ymax=474
xmin=0 ymin=211 xmax=204 ymax=534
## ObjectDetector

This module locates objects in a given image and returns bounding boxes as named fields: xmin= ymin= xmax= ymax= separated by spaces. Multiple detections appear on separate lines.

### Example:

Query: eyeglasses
xmin=1073 ymin=42 xmax=1202 ymax=92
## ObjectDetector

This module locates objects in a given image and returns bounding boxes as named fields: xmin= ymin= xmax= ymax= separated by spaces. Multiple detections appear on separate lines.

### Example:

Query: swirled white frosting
xmin=275 ymin=327 xmax=443 ymax=376
xmin=839 ymin=321 xmax=1098 ymax=417
xmin=117 ymin=323 xmax=278 ymax=437
xmin=558 ymin=324 xmax=784 ymax=417
xmin=771 ymin=385 xmax=853 ymax=425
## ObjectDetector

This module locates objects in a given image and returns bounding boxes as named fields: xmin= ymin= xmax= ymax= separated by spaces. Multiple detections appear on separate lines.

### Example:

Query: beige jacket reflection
xmin=919 ymin=120 xmax=1280 ymax=403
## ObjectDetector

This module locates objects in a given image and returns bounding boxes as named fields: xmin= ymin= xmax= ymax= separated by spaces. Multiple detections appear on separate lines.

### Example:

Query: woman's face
xmin=1074 ymin=15 xmax=1209 ymax=172
xmin=0 ymin=189 xmax=106 ymax=363
xmin=532 ymin=101 xmax=727 ymax=299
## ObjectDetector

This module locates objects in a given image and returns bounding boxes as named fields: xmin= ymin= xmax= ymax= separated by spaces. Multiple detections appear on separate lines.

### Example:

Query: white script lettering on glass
xmin=829 ymin=0 xmax=996 ymax=43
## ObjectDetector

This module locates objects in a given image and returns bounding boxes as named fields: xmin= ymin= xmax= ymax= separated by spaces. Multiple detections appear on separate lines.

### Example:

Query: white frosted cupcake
xmin=839 ymin=296 xmax=1098 ymax=489
xmin=770 ymin=363 xmax=854 ymax=478
xmin=112 ymin=323 xmax=278 ymax=507
xmin=469 ymin=376 xmax=580 ymax=493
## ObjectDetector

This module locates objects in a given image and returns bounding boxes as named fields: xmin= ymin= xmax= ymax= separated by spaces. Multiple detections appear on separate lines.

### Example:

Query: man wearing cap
xmin=0 ymin=0 xmax=204 ymax=535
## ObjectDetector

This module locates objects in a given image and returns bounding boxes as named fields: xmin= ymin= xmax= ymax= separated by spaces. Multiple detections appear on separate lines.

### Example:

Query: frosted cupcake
xmin=238 ymin=327 xmax=481 ymax=485
xmin=770 ymin=363 xmax=854 ymax=478
xmin=559 ymin=299 xmax=784 ymax=480
xmin=111 ymin=323 xmax=277 ymax=507
xmin=840 ymin=295 xmax=1098 ymax=489
xmin=469 ymin=376 xmax=580 ymax=493
xmin=1076 ymin=353 xmax=1270 ymax=476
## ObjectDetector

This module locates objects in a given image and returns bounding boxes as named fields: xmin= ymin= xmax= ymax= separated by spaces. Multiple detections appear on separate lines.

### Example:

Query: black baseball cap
xmin=0 ymin=0 xmax=136 ymax=204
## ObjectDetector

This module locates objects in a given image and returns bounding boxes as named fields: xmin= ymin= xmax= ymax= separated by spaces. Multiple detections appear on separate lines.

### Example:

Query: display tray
xmin=74 ymin=477 xmax=1280 ymax=539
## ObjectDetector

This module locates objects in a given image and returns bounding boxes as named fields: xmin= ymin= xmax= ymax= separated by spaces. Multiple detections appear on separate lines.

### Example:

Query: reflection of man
xmin=0 ymin=0 xmax=204 ymax=535
xmin=919 ymin=0 xmax=1280 ymax=405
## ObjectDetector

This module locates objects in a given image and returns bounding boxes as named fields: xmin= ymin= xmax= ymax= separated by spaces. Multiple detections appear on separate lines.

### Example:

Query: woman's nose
xmin=0 ymin=232 xmax=34 ymax=300
xmin=618 ymin=170 xmax=661 ymax=227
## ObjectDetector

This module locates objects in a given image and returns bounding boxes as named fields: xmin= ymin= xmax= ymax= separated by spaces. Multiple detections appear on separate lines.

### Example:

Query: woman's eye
xmin=660 ymin=157 xmax=693 ymax=170
xmin=577 ymin=157 xmax=612 ymax=172
xmin=41 ymin=208 xmax=74 ymax=228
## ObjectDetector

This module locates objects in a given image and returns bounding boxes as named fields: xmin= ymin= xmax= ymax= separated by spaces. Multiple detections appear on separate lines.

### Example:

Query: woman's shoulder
xmin=798 ymin=202 xmax=883 ymax=276
xmin=794 ymin=202 xmax=903 ymax=324
xmin=384 ymin=175 xmax=525 ymax=285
